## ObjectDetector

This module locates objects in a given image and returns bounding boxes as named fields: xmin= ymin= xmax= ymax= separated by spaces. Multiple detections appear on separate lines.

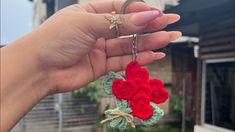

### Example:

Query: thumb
xmin=82 ymin=10 xmax=161 ymax=39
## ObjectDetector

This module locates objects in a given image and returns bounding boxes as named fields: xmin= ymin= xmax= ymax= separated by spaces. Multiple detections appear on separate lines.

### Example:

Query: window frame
xmin=201 ymin=58 xmax=235 ymax=132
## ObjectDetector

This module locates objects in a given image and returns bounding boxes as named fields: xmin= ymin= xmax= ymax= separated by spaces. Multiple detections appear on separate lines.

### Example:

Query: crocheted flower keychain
xmin=101 ymin=33 xmax=169 ymax=130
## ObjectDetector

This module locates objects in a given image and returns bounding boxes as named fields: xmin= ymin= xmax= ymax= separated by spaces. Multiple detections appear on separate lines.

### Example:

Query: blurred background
xmin=1 ymin=0 xmax=235 ymax=132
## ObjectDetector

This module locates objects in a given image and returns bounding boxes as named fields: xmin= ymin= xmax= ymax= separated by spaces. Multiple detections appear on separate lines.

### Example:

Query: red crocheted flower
xmin=148 ymin=79 xmax=164 ymax=91
xmin=126 ymin=62 xmax=149 ymax=82
xmin=151 ymin=88 xmax=169 ymax=104
xmin=112 ymin=79 xmax=138 ymax=101
xmin=112 ymin=79 xmax=124 ymax=100
xmin=111 ymin=61 xmax=169 ymax=120
xmin=130 ymin=93 xmax=153 ymax=120
xmin=148 ymin=78 xmax=169 ymax=104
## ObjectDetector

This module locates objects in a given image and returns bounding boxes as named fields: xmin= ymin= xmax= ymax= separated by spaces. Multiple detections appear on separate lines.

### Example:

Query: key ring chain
xmin=101 ymin=1 xmax=169 ymax=130
xmin=120 ymin=0 xmax=145 ymax=62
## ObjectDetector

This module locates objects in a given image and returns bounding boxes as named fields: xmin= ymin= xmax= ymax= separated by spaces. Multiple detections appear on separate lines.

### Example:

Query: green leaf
xmin=141 ymin=102 xmax=164 ymax=126
xmin=110 ymin=118 xmax=123 ymax=128
xmin=115 ymin=99 xmax=132 ymax=113
xmin=119 ymin=119 xmax=128 ymax=130
xmin=102 ymin=99 xmax=133 ymax=130
xmin=102 ymin=72 xmax=124 ymax=95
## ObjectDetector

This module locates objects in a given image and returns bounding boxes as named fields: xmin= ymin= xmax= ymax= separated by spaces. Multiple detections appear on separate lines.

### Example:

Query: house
xmin=165 ymin=0 xmax=235 ymax=131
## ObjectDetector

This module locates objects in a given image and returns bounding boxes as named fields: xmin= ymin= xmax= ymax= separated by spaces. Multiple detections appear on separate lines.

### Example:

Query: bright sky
xmin=1 ymin=0 xmax=33 ymax=45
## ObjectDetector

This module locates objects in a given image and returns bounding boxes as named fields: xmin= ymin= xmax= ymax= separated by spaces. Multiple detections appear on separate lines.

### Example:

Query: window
xmin=202 ymin=58 xmax=235 ymax=131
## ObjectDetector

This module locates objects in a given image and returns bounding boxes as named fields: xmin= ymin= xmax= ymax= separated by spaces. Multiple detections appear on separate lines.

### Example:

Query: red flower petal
xmin=121 ymin=80 xmax=139 ymax=100
xmin=126 ymin=62 xmax=140 ymax=80
xmin=131 ymin=78 xmax=144 ymax=86
xmin=130 ymin=93 xmax=153 ymax=120
xmin=126 ymin=61 xmax=141 ymax=72
xmin=148 ymin=79 xmax=164 ymax=92
xmin=150 ymin=88 xmax=169 ymax=104
xmin=112 ymin=79 xmax=138 ymax=101
xmin=112 ymin=79 xmax=124 ymax=100
xmin=126 ymin=67 xmax=149 ymax=82
xmin=138 ymin=84 xmax=153 ymax=96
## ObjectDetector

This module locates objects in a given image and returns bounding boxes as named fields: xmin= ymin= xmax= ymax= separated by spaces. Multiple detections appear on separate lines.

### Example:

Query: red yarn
xmin=112 ymin=79 xmax=138 ymax=101
xmin=151 ymin=88 xmax=169 ymax=104
xmin=148 ymin=79 xmax=164 ymax=92
xmin=130 ymin=93 xmax=153 ymax=120
xmin=112 ymin=79 xmax=124 ymax=100
xmin=137 ymin=84 xmax=153 ymax=96
xmin=126 ymin=62 xmax=149 ymax=82
xmin=133 ymin=78 xmax=145 ymax=85
xmin=121 ymin=80 xmax=139 ymax=100
xmin=111 ymin=61 xmax=169 ymax=120
xmin=126 ymin=61 xmax=140 ymax=71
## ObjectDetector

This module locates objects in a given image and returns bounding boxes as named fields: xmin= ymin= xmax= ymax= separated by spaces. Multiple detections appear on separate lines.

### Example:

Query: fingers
xmin=80 ymin=0 xmax=151 ymax=13
xmin=106 ymin=51 xmax=165 ymax=72
xmin=105 ymin=31 xmax=182 ymax=57
xmin=145 ymin=14 xmax=181 ymax=32
xmin=88 ymin=10 xmax=162 ymax=38
xmin=78 ymin=0 xmax=180 ymax=39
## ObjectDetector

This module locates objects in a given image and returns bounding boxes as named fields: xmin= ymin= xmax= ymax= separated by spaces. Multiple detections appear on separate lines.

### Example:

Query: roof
xmin=165 ymin=0 xmax=234 ymax=36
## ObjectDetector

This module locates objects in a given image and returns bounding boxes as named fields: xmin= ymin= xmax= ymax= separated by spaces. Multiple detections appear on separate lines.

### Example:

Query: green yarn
xmin=119 ymin=118 xmax=128 ymax=130
xmin=141 ymin=102 xmax=164 ymax=126
xmin=102 ymin=71 xmax=165 ymax=129
xmin=115 ymin=99 xmax=132 ymax=113
xmin=102 ymin=72 xmax=124 ymax=95
xmin=103 ymin=100 xmax=133 ymax=130
xmin=110 ymin=118 xmax=122 ymax=128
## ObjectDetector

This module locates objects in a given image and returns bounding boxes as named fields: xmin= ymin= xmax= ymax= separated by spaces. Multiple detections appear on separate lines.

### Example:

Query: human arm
xmin=0 ymin=0 xmax=181 ymax=131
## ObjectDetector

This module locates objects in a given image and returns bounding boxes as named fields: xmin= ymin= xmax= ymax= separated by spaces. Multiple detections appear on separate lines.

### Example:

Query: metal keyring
xmin=120 ymin=0 xmax=145 ymax=61
xmin=120 ymin=0 xmax=145 ymax=14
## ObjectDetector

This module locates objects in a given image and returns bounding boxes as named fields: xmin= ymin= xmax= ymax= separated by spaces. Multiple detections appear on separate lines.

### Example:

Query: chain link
xmin=120 ymin=0 xmax=145 ymax=62
xmin=132 ymin=34 xmax=138 ymax=61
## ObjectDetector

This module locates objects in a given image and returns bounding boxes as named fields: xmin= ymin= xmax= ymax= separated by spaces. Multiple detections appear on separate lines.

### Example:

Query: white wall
xmin=194 ymin=125 xmax=216 ymax=132
xmin=194 ymin=125 xmax=235 ymax=132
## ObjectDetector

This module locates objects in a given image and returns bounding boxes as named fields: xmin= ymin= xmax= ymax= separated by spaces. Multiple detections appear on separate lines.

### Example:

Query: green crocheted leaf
xmin=115 ymin=99 xmax=132 ymax=113
xmin=103 ymin=107 xmax=130 ymax=130
xmin=119 ymin=119 xmax=128 ymax=130
xmin=103 ymin=99 xmax=133 ymax=130
xmin=141 ymin=102 xmax=164 ymax=126
xmin=110 ymin=118 xmax=123 ymax=128
xmin=102 ymin=72 xmax=124 ymax=95
xmin=104 ymin=108 xmax=119 ymax=118
xmin=115 ymin=99 xmax=127 ymax=108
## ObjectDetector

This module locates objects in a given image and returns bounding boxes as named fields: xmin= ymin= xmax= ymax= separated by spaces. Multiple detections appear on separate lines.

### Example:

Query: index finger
xmin=80 ymin=0 xmax=152 ymax=14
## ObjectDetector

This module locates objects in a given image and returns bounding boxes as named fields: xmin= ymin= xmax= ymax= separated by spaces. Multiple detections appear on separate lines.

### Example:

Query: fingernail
xmin=167 ymin=14 xmax=180 ymax=24
xmin=131 ymin=10 xmax=161 ymax=26
xmin=169 ymin=31 xmax=182 ymax=41
xmin=154 ymin=52 xmax=166 ymax=60
xmin=150 ymin=7 xmax=163 ymax=17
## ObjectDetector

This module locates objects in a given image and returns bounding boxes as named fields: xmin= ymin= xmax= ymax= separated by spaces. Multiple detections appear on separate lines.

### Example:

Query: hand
xmin=1 ymin=1 xmax=182 ymax=131
xmin=32 ymin=0 xmax=181 ymax=93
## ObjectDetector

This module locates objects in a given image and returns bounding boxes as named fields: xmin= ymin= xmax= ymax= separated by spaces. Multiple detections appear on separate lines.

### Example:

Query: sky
xmin=1 ymin=0 xmax=33 ymax=45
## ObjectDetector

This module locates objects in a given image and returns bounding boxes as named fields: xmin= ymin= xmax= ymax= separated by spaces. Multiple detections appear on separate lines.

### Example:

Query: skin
xmin=0 ymin=0 xmax=182 ymax=131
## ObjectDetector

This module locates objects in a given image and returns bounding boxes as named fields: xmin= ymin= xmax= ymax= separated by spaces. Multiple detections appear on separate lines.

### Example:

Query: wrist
xmin=1 ymin=33 xmax=52 ymax=131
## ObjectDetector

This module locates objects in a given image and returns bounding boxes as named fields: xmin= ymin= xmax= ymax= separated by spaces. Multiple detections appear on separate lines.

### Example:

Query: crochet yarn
xmin=102 ymin=61 xmax=169 ymax=130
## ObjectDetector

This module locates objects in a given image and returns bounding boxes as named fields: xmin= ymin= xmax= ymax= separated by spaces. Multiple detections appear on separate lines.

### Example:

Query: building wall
xmin=32 ymin=0 xmax=46 ymax=28
xmin=194 ymin=125 xmax=217 ymax=132
xmin=195 ymin=1 xmax=235 ymax=131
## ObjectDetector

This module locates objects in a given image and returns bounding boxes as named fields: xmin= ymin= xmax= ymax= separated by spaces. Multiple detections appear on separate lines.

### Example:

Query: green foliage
xmin=171 ymin=94 xmax=182 ymax=116
xmin=73 ymin=79 xmax=102 ymax=101
xmin=103 ymin=99 xmax=133 ymax=130
xmin=125 ymin=126 xmax=181 ymax=132
xmin=103 ymin=72 xmax=124 ymax=95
